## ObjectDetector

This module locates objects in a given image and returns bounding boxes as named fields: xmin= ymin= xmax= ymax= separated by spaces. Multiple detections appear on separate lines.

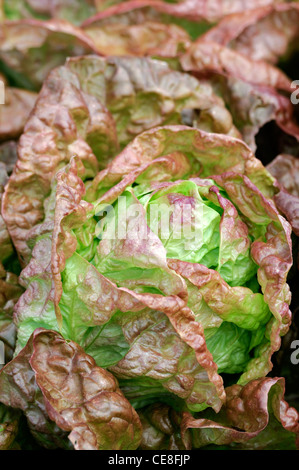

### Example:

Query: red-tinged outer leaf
xmin=180 ymin=40 xmax=299 ymax=149
xmin=83 ymin=0 xmax=281 ymax=26
xmin=29 ymin=330 xmax=142 ymax=450
xmin=181 ymin=377 xmax=299 ymax=449
xmin=0 ymin=19 xmax=99 ymax=90
xmin=201 ymin=3 xmax=299 ymax=64
xmin=0 ymin=328 xmax=71 ymax=448
xmin=180 ymin=40 xmax=292 ymax=91
xmin=267 ymin=154 xmax=299 ymax=197
xmin=83 ymin=17 xmax=190 ymax=57
xmin=267 ymin=154 xmax=299 ymax=238
xmin=0 ymin=328 xmax=142 ymax=450
xmin=272 ymin=190 xmax=299 ymax=239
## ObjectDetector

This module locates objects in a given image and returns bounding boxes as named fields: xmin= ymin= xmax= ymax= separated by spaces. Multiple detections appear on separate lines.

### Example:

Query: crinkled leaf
xmin=180 ymin=40 xmax=299 ymax=150
xmin=0 ymin=328 xmax=142 ymax=450
xmin=181 ymin=377 xmax=299 ymax=449
xmin=268 ymin=154 xmax=299 ymax=197
xmin=202 ymin=3 xmax=299 ymax=64
xmin=267 ymin=154 xmax=299 ymax=238
xmin=180 ymin=40 xmax=292 ymax=91
xmin=83 ymin=13 xmax=191 ymax=57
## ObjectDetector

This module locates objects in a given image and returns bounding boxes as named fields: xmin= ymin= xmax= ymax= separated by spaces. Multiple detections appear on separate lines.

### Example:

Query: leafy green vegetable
xmin=7 ymin=126 xmax=293 ymax=423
